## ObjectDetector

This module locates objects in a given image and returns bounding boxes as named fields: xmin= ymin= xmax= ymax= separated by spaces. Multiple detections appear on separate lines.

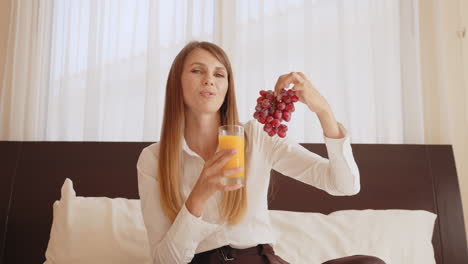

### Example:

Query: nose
xmin=204 ymin=77 xmax=214 ymax=86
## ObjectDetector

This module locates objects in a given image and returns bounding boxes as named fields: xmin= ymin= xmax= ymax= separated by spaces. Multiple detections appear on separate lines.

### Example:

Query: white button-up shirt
xmin=137 ymin=120 xmax=360 ymax=264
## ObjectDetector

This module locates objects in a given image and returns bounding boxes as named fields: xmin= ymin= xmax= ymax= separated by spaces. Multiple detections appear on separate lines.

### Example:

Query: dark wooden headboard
xmin=0 ymin=142 xmax=467 ymax=263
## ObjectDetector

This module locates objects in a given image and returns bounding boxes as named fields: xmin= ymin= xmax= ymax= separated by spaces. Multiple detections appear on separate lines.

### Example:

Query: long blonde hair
xmin=158 ymin=41 xmax=247 ymax=225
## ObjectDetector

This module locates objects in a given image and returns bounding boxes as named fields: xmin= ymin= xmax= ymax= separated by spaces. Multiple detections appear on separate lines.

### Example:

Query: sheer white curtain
xmin=1 ymin=0 xmax=217 ymax=141
xmin=0 ymin=0 xmax=422 ymax=143
xmin=221 ymin=0 xmax=423 ymax=143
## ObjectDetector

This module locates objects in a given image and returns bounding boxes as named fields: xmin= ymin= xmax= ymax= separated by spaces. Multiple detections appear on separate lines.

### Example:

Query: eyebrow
xmin=190 ymin=62 xmax=226 ymax=71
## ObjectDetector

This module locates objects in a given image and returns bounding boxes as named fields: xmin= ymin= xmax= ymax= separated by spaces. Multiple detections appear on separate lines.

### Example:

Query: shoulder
xmin=240 ymin=119 xmax=267 ymax=150
xmin=136 ymin=142 xmax=160 ymax=174
xmin=241 ymin=119 xmax=262 ymax=138
xmin=139 ymin=142 xmax=160 ymax=159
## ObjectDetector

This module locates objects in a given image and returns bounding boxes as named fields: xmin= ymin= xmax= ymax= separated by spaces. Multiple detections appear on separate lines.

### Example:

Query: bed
xmin=0 ymin=141 xmax=467 ymax=263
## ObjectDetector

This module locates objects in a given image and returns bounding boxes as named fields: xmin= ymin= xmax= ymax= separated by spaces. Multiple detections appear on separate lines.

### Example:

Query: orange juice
xmin=218 ymin=135 xmax=245 ymax=178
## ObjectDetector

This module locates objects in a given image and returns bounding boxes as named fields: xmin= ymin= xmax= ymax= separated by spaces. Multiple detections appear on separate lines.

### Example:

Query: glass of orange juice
xmin=218 ymin=125 xmax=245 ymax=186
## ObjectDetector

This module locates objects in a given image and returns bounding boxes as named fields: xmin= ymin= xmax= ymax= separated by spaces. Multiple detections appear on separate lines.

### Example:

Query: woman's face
xmin=181 ymin=48 xmax=229 ymax=115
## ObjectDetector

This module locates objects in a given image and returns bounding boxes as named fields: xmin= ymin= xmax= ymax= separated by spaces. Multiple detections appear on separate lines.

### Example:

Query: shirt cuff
xmin=323 ymin=122 xmax=351 ymax=153
xmin=165 ymin=203 xmax=220 ymax=253
xmin=323 ymin=122 xmax=360 ymax=195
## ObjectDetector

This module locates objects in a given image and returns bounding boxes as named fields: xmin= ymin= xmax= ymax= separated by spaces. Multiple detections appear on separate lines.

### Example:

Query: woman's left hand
xmin=274 ymin=72 xmax=330 ymax=114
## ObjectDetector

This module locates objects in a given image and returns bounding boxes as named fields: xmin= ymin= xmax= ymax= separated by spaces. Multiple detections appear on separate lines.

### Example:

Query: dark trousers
xmin=189 ymin=244 xmax=386 ymax=264
xmin=323 ymin=255 xmax=386 ymax=264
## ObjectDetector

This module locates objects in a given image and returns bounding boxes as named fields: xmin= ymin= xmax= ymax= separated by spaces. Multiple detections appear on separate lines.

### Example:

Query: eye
xmin=191 ymin=69 xmax=201 ymax=73
xmin=215 ymin=73 xmax=225 ymax=78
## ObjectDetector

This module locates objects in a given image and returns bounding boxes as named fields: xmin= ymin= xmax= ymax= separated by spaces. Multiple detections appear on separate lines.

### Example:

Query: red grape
xmin=261 ymin=99 xmax=271 ymax=108
xmin=277 ymin=102 xmax=286 ymax=111
xmin=253 ymin=88 xmax=298 ymax=137
xmin=279 ymin=124 xmax=288 ymax=132
xmin=273 ymin=110 xmax=282 ymax=119
xmin=277 ymin=130 xmax=286 ymax=138
xmin=285 ymin=103 xmax=295 ymax=112
xmin=268 ymin=129 xmax=276 ymax=137
xmin=266 ymin=116 xmax=274 ymax=123
xmin=271 ymin=119 xmax=281 ymax=127
xmin=253 ymin=111 xmax=260 ymax=120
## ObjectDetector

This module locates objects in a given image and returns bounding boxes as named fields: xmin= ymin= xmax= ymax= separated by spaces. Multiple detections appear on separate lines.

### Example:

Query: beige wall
xmin=460 ymin=0 xmax=468 ymax=240
xmin=462 ymin=1 xmax=468 ymax=116
xmin=420 ymin=0 xmax=468 ymax=241
xmin=0 ymin=0 xmax=12 ymax=86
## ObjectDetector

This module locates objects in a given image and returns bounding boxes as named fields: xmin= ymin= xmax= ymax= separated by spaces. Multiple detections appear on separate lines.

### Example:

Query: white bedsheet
xmin=269 ymin=209 xmax=437 ymax=264
xmin=44 ymin=179 xmax=437 ymax=264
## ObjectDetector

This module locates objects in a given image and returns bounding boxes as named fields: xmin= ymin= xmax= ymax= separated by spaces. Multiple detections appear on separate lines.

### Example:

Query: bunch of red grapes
xmin=253 ymin=89 xmax=299 ymax=138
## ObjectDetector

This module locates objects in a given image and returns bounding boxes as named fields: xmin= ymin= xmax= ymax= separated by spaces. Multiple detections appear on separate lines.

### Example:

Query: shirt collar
xmin=181 ymin=137 xmax=199 ymax=157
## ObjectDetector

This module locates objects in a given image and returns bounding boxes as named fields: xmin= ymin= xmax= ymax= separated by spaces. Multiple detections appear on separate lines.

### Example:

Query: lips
xmin=200 ymin=91 xmax=216 ymax=98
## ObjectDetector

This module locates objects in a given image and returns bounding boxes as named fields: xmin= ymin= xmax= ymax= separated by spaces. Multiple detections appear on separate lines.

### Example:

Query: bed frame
xmin=0 ymin=142 xmax=467 ymax=263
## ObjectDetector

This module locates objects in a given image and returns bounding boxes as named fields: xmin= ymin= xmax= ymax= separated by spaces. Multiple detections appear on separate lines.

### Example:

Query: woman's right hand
xmin=186 ymin=149 xmax=244 ymax=217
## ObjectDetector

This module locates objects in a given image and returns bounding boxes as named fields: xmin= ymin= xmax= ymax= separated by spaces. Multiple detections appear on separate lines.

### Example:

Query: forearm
xmin=316 ymin=107 xmax=342 ymax=139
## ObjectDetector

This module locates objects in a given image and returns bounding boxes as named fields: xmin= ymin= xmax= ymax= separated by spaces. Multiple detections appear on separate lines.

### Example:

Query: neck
xmin=184 ymin=109 xmax=221 ymax=160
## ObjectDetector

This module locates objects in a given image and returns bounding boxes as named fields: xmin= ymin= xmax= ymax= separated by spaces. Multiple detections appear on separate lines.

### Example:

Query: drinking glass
xmin=218 ymin=125 xmax=245 ymax=186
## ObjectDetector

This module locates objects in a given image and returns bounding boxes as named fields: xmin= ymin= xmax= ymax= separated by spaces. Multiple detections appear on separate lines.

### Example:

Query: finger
xmin=287 ymin=73 xmax=307 ymax=94
xmin=222 ymin=184 xmax=244 ymax=192
xmin=274 ymin=74 xmax=290 ymax=98
xmin=212 ymin=151 xmax=240 ymax=171
xmin=275 ymin=72 xmax=304 ymax=99
xmin=292 ymin=72 xmax=310 ymax=92
xmin=220 ymin=167 xmax=244 ymax=178
xmin=281 ymin=72 xmax=304 ymax=89
xmin=295 ymin=72 xmax=308 ymax=80
xmin=206 ymin=149 xmax=236 ymax=167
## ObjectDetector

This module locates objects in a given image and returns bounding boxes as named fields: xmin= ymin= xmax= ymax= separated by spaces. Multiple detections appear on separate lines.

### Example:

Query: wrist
xmin=186 ymin=194 xmax=205 ymax=217
xmin=315 ymin=106 xmax=343 ymax=138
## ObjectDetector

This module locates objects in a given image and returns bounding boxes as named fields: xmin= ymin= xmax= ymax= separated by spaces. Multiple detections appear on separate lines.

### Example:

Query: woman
xmin=137 ymin=41 xmax=385 ymax=264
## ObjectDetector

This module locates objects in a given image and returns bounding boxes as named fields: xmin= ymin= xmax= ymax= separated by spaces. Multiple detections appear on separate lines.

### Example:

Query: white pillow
xmin=269 ymin=210 xmax=437 ymax=264
xmin=44 ymin=179 xmax=151 ymax=264
xmin=44 ymin=179 xmax=437 ymax=264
